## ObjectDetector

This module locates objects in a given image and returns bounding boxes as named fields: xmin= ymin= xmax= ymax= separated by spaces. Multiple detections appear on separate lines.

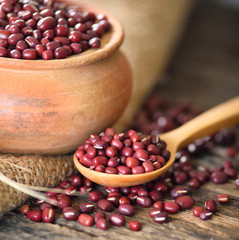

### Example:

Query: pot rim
xmin=0 ymin=0 xmax=124 ymax=70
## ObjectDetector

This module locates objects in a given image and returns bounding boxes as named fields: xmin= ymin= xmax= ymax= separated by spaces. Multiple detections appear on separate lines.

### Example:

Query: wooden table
xmin=1 ymin=0 xmax=239 ymax=239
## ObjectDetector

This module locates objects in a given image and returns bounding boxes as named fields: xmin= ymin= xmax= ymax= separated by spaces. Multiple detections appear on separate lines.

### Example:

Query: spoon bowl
xmin=74 ymin=97 xmax=239 ymax=187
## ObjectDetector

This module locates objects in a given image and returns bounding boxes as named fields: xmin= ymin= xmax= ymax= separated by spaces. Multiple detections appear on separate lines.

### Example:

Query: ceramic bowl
xmin=0 ymin=0 xmax=132 ymax=155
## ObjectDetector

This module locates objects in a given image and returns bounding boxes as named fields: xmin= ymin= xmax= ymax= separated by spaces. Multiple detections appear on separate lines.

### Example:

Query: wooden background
xmin=0 ymin=0 xmax=239 ymax=239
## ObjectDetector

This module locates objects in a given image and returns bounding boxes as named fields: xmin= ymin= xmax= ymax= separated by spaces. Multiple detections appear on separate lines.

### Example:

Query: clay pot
xmin=0 ymin=0 xmax=132 ymax=155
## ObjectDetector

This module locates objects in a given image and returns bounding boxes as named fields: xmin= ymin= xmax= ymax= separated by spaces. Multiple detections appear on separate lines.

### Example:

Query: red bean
xmin=129 ymin=221 xmax=141 ymax=231
xmin=136 ymin=196 xmax=152 ymax=208
xmin=217 ymin=194 xmax=230 ymax=203
xmin=107 ymin=157 xmax=120 ymax=168
xmin=0 ymin=30 xmax=10 ymax=39
xmin=43 ymin=29 xmax=55 ymax=40
xmin=109 ymin=213 xmax=125 ymax=226
xmin=42 ymin=49 xmax=53 ymax=60
xmin=119 ymin=196 xmax=130 ymax=205
xmin=54 ymin=46 xmax=68 ymax=59
xmin=105 ymin=167 xmax=118 ymax=174
xmin=42 ymin=207 xmax=55 ymax=223
xmin=46 ymin=41 xmax=61 ymax=51
xmin=21 ymin=205 xmax=30 ymax=215
xmin=63 ymin=207 xmax=79 ymax=221
xmin=35 ymin=44 xmax=45 ymax=56
xmin=121 ymin=147 xmax=133 ymax=157
xmin=153 ymin=212 xmax=169 ymax=224
xmin=126 ymin=157 xmax=139 ymax=168
xmin=53 ymin=36 xmax=70 ymax=45
xmin=153 ymin=182 xmax=167 ymax=194
xmin=97 ymin=199 xmax=113 ymax=212
xmin=223 ymin=168 xmax=237 ymax=179
xmin=123 ymin=139 xmax=132 ymax=147
xmin=37 ymin=16 xmax=56 ymax=31
xmin=142 ymin=160 xmax=154 ymax=172
xmin=8 ymin=32 xmax=24 ymax=45
xmin=27 ymin=210 xmax=42 ymax=222
xmin=189 ymin=178 xmax=200 ymax=189
xmin=193 ymin=206 xmax=204 ymax=217
xmin=71 ymin=175 xmax=82 ymax=187
xmin=111 ymin=139 xmax=123 ymax=150
xmin=107 ymin=195 xmax=120 ymax=206
xmin=210 ymin=171 xmax=228 ymax=184
xmin=0 ymin=46 xmax=7 ymax=57
xmin=78 ymin=202 xmax=94 ymax=213
xmin=149 ymin=209 xmax=163 ymax=218
xmin=147 ymin=144 xmax=160 ymax=155
xmin=118 ymin=204 xmax=134 ymax=216
xmin=120 ymin=187 xmax=131 ymax=195
xmin=105 ymin=146 xmax=117 ymax=157
xmin=22 ymin=48 xmax=37 ymax=59
xmin=222 ymin=160 xmax=233 ymax=169
xmin=58 ymin=195 xmax=72 ymax=210
xmin=96 ymin=218 xmax=108 ymax=230
xmin=89 ymin=37 xmax=101 ymax=48
xmin=55 ymin=25 xmax=69 ymax=37
xmin=199 ymin=211 xmax=212 ymax=220
xmin=64 ymin=185 xmax=76 ymax=196
xmin=175 ymin=195 xmax=195 ymax=210
xmin=135 ymin=149 xmax=148 ymax=161
xmin=138 ymin=189 xmax=148 ymax=197
xmin=205 ymin=200 xmax=217 ymax=213
xmin=132 ymin=142 xmax=145 ymax=151
xmin=164 ymin=201 xmax=180 ymax=214
xmin=117 ymin=166 xmax=131 ymax=175
xmin=196 ymin=172 xmax=208 ymax=184
xmin=21 ymin=26 xmax=33 ymax=36
xmin=78 ymin=213 xmax=94 ymax=226
xmin=105 ymin=186 xmax=120 ymax=193
xmin=174 ymin=171 xmax=188 ymax=185
xmin=79 ymin=186 xmax=92 ymax=193
xmin=170 ymin=187 xmax=188 ymax=199
xmin=128 ymin=193 xmax=138 ymax=204
xmin=89 ymin=190 xmax=105 ymax=202
xmin=94 ymin=211 xmax=106 ymax=222
xmin=132 ymin=166 xmax=145 ymax=174
xmin=0 ymin=39 xmax=8 ymax=48
xmin=39 ymin=202 xmax=52 ymax=211
xmin=153 ymin=201 xmax=164 ymax=210
xmin=131 ymin=185 xmax=146 ymax=194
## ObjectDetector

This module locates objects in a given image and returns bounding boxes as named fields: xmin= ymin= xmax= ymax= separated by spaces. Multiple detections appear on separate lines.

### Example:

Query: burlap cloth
xmin=0 ymin=0 xmax=193 ymax=217
xmin=0 ymin=155 xmax=75 ymax=218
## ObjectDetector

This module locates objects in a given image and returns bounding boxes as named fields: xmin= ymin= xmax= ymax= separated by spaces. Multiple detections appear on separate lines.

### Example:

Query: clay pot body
xmin=0 ymin=1 xmax=132 ymax=155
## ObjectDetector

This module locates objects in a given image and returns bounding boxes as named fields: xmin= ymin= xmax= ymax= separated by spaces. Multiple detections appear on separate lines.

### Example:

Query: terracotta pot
xmin=0 ymin=0 xmax=132 ymax=155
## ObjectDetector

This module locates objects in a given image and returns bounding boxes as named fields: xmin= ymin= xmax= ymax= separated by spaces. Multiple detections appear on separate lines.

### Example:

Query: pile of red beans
xmin=0 ymin=0 xmax=110 ymax=60
xmin=75 ymin=128 xmax=170 ymax=175
xmin=21 ymin=96 xmax=238 ymax=231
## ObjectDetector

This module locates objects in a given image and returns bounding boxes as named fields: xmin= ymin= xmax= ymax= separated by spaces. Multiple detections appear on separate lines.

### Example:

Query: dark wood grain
xmin=1 ymin=0 xmax=239 ymax=239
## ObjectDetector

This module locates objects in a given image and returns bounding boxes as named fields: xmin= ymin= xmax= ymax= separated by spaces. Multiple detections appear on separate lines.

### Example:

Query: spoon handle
xmin=165 ymin=96 xmax=239 ymax=148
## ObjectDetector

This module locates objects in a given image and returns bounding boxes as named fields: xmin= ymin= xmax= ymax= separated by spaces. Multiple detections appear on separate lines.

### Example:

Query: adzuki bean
xmin=129 ymin=221 xmax=141 ymax=231
xmin=78 ymin=213 xmax=94 ymax=226
xmin=193 ymin=206 xmax=204 ymax=217
xmin=217 ymin=194 xmax=230 ymax=203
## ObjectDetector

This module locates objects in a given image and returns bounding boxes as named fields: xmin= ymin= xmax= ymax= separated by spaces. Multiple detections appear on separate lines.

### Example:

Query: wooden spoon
xmin=74 ymin=97 xmax=239 ymax=187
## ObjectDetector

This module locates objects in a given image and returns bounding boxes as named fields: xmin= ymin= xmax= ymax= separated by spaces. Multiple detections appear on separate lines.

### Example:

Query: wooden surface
xmin=1 ymin=0 xmax=239 ymax=239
